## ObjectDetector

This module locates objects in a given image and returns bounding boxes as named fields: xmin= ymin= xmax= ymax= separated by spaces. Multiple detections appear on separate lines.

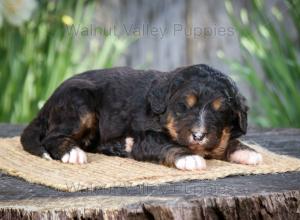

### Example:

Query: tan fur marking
xmin=72 ymin=113 xmax=97 ymax=145
xmin=166 ymin=114 xmax=178 ymax=140
xmin=211 ymin=127 xmax=230 ymax=159
xmin=80 ymin=113 xmax=96 ymax=128
xmin=163 ymin=147 xmax=188 ymax=167
xmin=186 ymin=94 xmax=197 ymax=108
xmin=212 ymin=98 xmax=222 ymax=110
xmin=189 ymin=128 xmax=230 ymax=159
xmin=188 ymin=145 xmax=207 ymax=157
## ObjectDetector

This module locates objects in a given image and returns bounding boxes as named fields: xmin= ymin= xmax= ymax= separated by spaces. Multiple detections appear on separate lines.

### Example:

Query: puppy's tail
xmin=21 ymin=117 xmax=48 ymax=157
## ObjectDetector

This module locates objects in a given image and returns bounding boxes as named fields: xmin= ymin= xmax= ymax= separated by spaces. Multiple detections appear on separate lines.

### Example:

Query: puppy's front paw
xmin=61 ymin=147 xmax=87 ymax=164
xmin=229 ymin=150 xmax=263 ymax=165
xmin=175 ymin=155 xmax=206 ymax=170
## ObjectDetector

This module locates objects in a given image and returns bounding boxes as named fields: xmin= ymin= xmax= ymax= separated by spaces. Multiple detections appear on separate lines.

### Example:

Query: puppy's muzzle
xmin=192 ymin=131 xmax=207 ymax=142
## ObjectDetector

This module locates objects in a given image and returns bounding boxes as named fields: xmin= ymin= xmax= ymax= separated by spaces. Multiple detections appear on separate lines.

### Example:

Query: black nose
xmin=192 ymin=132 xmax=206 ymax=141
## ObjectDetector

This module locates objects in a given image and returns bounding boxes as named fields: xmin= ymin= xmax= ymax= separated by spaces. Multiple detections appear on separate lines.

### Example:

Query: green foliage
xmin=0 ymin=1 xmax=128 ymax=123
xmin=223 ymin=0 xmax=300 ymax=128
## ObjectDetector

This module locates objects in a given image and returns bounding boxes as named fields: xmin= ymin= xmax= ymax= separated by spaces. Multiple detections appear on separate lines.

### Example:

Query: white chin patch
xmin=61 ymin=147 xmax=87 ymax=164
xmin=229 ymin=150 xmax=263 ymax=165
xmin=175 ymin=155 xmax=206 ymax=170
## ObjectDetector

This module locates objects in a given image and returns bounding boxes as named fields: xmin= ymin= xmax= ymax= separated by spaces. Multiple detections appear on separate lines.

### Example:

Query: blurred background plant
xmin=0 ymin=0 xmax=128 ymax=123
xmin=221 ymin=0 xmax=300 ymax=128
xmin=1 ymin=0 xmax=299 ymax=128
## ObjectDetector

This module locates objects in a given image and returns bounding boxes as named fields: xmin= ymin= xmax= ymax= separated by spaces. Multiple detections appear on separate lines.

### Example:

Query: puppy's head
xmin=148 ymin=64 xmax=248 ymax=155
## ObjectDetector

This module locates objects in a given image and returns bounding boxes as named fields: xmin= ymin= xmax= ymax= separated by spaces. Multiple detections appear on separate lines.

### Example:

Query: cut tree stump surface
xmin=0 ymin=124 xmax=299 ymax=219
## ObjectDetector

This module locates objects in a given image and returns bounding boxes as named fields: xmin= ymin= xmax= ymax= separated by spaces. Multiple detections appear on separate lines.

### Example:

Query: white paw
xmin=42 ymin=152 xmax=53 ymax=160
xmin=229 ymin=150 xmax=263 ymax=165
xmin=61 ymin=147 xmax=87 ymax=164
xmin=175 ymin=155 xmax=206 ymax=170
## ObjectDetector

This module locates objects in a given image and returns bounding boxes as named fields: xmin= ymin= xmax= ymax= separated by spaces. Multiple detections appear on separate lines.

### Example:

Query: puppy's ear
xmin=231 ymin=94 xmax=248 ymax=138
xmin=148 ymin=74 xmax=185 ymax=114
xmin=147 ymin=78 xmax=169 ymax=114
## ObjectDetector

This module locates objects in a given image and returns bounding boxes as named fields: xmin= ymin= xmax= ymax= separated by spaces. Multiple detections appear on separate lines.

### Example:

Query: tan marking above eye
xmin=186 ymin=94 xmax=197 ymax=108
xmin=212 ymin=98 xmax=223 ymax=110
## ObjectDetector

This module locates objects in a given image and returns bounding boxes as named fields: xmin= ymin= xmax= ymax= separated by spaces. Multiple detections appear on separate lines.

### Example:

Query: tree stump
xmin=0 ymin=124 xmax=299 ymax=219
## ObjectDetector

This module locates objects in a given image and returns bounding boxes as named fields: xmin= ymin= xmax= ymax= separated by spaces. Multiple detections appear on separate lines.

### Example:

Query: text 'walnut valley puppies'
xmin=21 ymin=64 xmax=262 ymax=170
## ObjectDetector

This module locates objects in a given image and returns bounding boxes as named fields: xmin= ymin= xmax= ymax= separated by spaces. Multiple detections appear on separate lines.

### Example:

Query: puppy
xmin=21 ymin=64 xmax=262 ymax=170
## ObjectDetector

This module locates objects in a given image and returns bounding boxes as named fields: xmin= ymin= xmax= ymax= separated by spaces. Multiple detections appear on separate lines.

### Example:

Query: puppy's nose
xmin=192 ymin=132 xmax=206 ymax=141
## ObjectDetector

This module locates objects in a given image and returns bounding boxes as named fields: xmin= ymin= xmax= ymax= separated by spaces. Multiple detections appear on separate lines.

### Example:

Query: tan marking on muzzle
xmin=188 ymin=128 xmax=230 ymax=159
xmin=188 ymin=145 xmax=208 ymax=158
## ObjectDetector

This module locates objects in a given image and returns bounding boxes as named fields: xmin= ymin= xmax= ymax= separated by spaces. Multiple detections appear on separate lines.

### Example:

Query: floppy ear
xmin=147 ymin=78 xmax=169 ymax=114
xmin=148 ymin=74 xmax=185 ymax=114
xmin=231 ymin=94 xmax=248 ymax=138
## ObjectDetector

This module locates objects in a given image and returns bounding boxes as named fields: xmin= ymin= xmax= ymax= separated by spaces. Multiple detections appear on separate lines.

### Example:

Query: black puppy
xmin=21 ymin=64 xmax=262 ymax=170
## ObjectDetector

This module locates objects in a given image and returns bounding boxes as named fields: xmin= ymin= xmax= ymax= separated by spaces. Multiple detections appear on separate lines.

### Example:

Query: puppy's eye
xmin=175 ymin=103 xmax=187 ymax=115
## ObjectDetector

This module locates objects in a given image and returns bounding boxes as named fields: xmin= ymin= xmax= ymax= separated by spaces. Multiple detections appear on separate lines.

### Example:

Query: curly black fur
xmin=21 ymin=64 xmax=253 ymax=167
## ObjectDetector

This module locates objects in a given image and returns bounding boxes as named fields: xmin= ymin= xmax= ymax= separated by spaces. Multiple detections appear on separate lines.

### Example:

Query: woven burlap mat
xmin=0 ymin=137 xmax=300 ymax=192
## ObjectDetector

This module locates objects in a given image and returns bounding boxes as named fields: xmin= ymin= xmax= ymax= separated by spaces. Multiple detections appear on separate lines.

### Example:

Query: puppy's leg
xmin=42 ymin=133 xmax=87 ymax=164
xmin=97 ymin=137 xmax=132 ymax=158
xmin=131 ymin=133 xmax=206 ymax=170
xmin=41 ymin=86 xmax=99 ymax=164
xmin=225 ymin=139 xmax=263 ymax=165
